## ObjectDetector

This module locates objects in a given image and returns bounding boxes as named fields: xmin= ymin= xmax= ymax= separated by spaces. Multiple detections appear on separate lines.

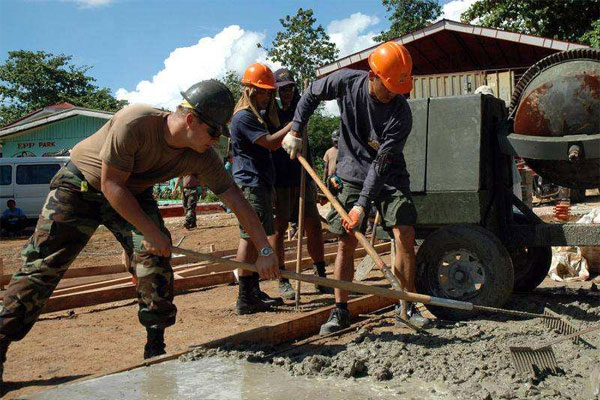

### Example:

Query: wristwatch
xmin=258 ymin=247 xmax=274 ymax=257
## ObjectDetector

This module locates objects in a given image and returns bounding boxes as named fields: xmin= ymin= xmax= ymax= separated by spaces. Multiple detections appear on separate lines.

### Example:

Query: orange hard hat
xmin=368 ymin=41 xmax=413 ymax=94
xmin=241 ymin=62 xmax=276 ymax=90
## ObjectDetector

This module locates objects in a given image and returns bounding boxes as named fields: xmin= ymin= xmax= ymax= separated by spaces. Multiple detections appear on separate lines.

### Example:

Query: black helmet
xmin=180 ymin=80 xmax=235 ymax=136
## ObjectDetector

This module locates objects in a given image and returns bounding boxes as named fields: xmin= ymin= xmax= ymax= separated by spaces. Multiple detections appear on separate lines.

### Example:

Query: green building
xmin=0 ymin=103 xmax=113 ymax=158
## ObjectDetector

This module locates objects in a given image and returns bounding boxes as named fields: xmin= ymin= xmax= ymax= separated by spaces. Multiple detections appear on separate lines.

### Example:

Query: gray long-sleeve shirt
xmin=292 ymin=69 xmax=413 ymax=208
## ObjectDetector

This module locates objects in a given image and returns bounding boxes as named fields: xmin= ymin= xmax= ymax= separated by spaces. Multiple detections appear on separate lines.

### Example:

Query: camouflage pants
xmin=0 ymin=167 xmax=177 ymax=343
xmin=183 ymin=187 xmax=198 ymax=228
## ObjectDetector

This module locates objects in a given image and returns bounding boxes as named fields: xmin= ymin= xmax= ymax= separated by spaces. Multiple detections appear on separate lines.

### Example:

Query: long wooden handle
xmin=171 ymin=247 xmax=562 ymax=320
xmin=296 ymin=155 xmax=403 ymax=292
xmin=534 ymin=323 xmax=600 ymax=350
xmin=172 ymin=246 xmax=472 ymax=310
xmin=370 ymin=211 xmax=381 ymax=246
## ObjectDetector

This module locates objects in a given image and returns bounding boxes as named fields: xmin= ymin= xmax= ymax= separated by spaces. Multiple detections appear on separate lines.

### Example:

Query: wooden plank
xmin=42 ymin=272 xmax=235 ymax=314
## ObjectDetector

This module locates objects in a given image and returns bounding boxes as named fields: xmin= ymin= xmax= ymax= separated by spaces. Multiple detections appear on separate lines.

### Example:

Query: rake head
xmin=543 ymin=308 xmax=581 ymax=344
xmin=510 ymin=345 xmax=560 ymax=377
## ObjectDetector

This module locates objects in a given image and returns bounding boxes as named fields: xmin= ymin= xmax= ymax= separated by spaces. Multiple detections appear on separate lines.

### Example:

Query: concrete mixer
xmin=373 ymin=49 xmax=600 ymax=320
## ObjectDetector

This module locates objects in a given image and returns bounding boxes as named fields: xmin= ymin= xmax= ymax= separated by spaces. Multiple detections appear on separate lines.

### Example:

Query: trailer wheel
xmin=415 ymin=225 xmax=514 ymax=320
xmin=509 ymin=245 xmax=552 ymax=292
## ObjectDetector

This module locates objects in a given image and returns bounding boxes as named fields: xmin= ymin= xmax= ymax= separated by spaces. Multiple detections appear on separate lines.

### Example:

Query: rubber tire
xmin=415 ymin=225 xmax=514 ymax=321
xmin=510 ymin=245 xmax=552 ymax=292
xmin=570 ymin=188 xmax=586 ymax=204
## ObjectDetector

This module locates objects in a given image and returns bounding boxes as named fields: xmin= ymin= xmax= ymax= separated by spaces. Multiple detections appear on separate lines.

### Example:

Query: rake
xmin=510 ymin=323 xmax=600 ymax=377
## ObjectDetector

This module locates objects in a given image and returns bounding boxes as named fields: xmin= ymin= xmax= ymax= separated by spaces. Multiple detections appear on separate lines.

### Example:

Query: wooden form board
xmin=39 ymin=242 xmax=391 ymax=315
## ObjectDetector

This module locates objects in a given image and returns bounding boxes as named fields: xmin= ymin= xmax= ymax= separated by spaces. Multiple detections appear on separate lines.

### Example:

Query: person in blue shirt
xmin=282 ymin=41 xmax=431 ymax=333
xmin=1 ymin=200 xmax=26 ymax=237
xmin=270 ymin=68 xmax=331 ymax=301
xmin=230 ymin=62 xmax=292 ymax=315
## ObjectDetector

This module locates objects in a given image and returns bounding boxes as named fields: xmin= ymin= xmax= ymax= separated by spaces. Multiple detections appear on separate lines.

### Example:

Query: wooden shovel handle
xmin=296 ymin=155 xmax=403 ymax=292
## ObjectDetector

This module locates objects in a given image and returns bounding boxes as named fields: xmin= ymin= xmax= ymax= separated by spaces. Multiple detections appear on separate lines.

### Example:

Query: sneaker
xmin=314 ymin=266 xmax=334 ymax=294
xmin=279 ymin=279 xmax=296 ymax=300
xmin=395 ymin=303 xmax=432 ymax=329
xmin=143 ymin=328 xmax=166 ymax=359
xmin=319 ymin=308 xmax=350 ymax=335
xmin=236 ymin=292 xmax=273 ymax=315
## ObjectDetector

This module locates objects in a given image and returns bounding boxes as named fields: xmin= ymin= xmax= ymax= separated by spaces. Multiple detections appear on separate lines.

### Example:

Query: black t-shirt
xmin=271 ymin=99 xmax=313 ymax=188
xmin=230 ymin=109 xmax=275 ymax=188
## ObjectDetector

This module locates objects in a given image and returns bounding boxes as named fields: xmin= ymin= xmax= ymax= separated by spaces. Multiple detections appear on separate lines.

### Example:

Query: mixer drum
xmin=509 ymin=49 xmax=600 ymax=188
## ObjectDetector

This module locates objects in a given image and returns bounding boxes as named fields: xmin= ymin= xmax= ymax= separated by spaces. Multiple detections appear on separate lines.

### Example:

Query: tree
xmin=222 ymin=70 xmax=243 ymax=104
xmin=0 ymin=50 xmax=127 ymax=126
xmin=261 ymin=8 xmax=338 ymax=86
xmin=461 ymin=0 xmax=600 ymax=47
xmin=374 ymin=0 xmax=441 ymax=42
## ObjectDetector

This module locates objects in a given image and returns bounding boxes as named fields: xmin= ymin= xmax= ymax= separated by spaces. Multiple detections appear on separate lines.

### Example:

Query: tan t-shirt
xmin=70 ymin=104 xmax=233 ymax=195
xmin=323 ymin=146 xmax=338 ymax=177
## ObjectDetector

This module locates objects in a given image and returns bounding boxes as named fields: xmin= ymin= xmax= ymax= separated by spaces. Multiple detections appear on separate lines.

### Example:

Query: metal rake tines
xmin=510 ymin=345 xmax=559 ymax=377
xmin=543 ymin=308 xmax=580 ymax=344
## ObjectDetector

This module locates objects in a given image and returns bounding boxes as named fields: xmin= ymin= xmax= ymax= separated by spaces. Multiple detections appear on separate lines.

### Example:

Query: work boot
xmin=143 ymin=328 xmax=166 ymax=359
xmin=395 ymin=302 xmax=432 ymax=329
xmin=0 ymin=341 xmax=8 ymax=391
xmin=279 ymin=279 xmax=296 ymax=300
xmin=236 ymin=276 xmax=273 ymax=315
xmin=320 ymin=308 xmax=350 ymax=335
xmin=251 ymin=273 xmax=283 ymax=306
xmin=313 ymin=264 xmax=334 ymax=294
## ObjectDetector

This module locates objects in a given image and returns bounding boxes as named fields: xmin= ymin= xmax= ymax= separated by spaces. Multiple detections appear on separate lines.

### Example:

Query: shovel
xmin=355 ymin=211 xmax=381 ymax=282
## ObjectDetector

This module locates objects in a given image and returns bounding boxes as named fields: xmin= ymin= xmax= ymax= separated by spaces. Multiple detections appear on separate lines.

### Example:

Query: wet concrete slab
xmin=24 ymin=356 xmax=444 ymax=400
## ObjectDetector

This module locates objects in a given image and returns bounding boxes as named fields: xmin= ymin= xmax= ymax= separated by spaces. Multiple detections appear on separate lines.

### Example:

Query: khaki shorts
xmin=239 ymin=186 xmax=275 ymax=239
xmin=327 ymin=180 xmax=417 ymax=235
xmin=274 ymin=181 xmax=320 ymax=222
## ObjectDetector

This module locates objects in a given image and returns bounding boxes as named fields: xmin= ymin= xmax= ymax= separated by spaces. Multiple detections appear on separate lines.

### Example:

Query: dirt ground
xmin=1 ymin=197 xmax=600 ymax=399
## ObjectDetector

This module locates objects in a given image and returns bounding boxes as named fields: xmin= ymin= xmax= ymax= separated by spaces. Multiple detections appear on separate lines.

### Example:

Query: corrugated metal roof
xmin=0 ymin=108 xmax=113 ymax=139
xmin=316 ymin=19 xmax=589 ymax=77
xmin=3 ymin=102 xmax=76 ymax=128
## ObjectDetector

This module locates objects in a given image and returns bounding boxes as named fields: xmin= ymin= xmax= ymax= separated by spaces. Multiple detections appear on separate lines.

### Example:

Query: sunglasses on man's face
xmin=278 ymin=85 xmax=294 ymax=93
xmin=193 ymin=112 xmax=221 ymax=138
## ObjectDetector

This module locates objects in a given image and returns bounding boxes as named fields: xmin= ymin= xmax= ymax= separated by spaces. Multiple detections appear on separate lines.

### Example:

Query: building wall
xmin=410 ymin=69 xmax=524 ymax=104
xmin=1 ymin=115 xmax=109 ymax=157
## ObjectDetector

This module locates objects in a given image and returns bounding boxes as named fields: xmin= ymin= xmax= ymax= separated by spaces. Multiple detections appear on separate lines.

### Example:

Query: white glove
xmin=282 ymin=133 xmax=303 ymax=159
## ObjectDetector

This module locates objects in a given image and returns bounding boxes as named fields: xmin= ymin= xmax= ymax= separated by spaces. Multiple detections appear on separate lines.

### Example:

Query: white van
xmin=0 ymin=157 xmax=70 ymax=219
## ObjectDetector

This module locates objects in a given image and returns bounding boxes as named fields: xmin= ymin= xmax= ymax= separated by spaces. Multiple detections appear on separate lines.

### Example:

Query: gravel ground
xmin=183 ymin=286 xmax=600 ymax=400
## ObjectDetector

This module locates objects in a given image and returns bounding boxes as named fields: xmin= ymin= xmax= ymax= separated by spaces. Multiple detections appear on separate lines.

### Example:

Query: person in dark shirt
xmin=271 ymin=68 xmax=330 ymax=300
xmin=230 ymin=62 xmax=293 ymax=315
xmin=0 ymin=200 xmax=26 ymax=237
xmin=282 ymin=41 xmax=431 ymax=333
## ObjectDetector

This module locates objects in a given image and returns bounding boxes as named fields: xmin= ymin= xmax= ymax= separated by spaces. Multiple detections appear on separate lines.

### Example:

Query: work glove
xmin=342 ymin=205 xmax=365 ymax=232
xmin=282 ymin=133 xmax=303 ymax=159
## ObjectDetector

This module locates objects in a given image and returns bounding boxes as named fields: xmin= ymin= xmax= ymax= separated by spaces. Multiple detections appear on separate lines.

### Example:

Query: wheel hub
xmin=437 ymin=249 xmax=485 ymax=300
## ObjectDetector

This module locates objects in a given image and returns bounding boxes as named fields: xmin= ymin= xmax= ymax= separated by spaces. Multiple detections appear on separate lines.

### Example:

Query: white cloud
xmin=439 ymin=0 xmax=478 ymax=22
xmin=62 ymin=0 xmax=113 ymax=8
xmin=320 ymin=12 xmax=380 ymax=116
xmin=327 ymin=13 xmax=380 ymax=58
xmin=116 ymin=25 xmax=279 ymax=111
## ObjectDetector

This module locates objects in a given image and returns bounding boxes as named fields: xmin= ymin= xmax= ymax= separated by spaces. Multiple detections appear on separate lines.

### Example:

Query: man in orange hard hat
xmin=230 ymin=62 xmax=293 ymax=314
xmin=282 ymin=41 xmax=431 ymax=333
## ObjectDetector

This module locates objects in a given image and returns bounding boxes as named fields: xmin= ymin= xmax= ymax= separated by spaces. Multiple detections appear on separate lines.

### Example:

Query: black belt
xmin=66 ymin=161 xmax=85 ymax=180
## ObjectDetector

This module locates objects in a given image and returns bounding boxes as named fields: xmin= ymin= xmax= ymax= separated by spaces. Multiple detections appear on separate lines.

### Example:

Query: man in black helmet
xmin=0 ymin=80 xmax=279 ymax=389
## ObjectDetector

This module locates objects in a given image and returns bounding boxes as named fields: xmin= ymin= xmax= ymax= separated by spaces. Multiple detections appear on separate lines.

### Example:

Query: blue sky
xmin=0 ymin=0 xmax=475 ymax=111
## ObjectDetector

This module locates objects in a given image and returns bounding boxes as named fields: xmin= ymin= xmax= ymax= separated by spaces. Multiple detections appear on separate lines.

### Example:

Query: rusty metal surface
xmin=513 ymin=60 xmax=599 ymax=137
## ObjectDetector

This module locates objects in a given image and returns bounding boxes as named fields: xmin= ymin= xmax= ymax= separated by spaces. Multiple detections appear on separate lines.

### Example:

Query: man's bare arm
xmin=101 ymin=161 xmax=171 ymax=257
